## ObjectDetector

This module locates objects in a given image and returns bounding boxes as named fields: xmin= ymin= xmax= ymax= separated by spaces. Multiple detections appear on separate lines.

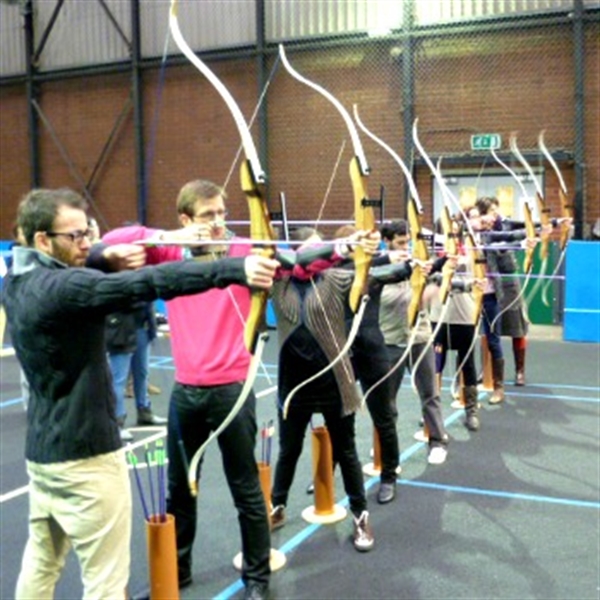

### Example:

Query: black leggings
xmin=432 ymin=322 xmax=478 ymax=387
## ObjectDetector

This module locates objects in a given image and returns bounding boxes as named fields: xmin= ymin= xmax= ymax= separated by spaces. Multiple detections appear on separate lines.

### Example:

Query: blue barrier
xmin=564 ymin=241 xmax=600 ymax=343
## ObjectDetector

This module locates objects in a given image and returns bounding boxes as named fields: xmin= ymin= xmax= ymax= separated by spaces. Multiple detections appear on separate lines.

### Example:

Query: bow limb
xmin=170 ymin=0 xmax=274 ymax=496
xmin=490 ymin=147 xmax=537 ymax=273
xmin=409 ymin=123 xmax=460 ymax=386
xmin=186 ymin=334 xmax=267 ymax=495
xmin=509 ymin=134 xmax=551 ymax=265
xmin=352 ymin=107 xmax=428 ymax=325
xmin=169 ymin=1 xmax=263 ymax=182
xmin=538 ymin=130 xmax=572 ymax=250
xmin=279 ymin=45 xmax=374 ymax=313
xmin=538 ymin=130 xmax=573 ymax=306
xmin=488 ymin=147 xmax=535 ymax=334
xmin=509 ymin=134 xmax=553 ymax=311
xmin=277 ymin=46 xmax=375 ymax=415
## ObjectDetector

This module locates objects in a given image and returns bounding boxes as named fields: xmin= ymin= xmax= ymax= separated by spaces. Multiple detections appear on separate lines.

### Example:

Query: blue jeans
xmin=482 ymin=293 xmax=503 ymax=359
xmin=108 ymin=328 xmax=152 ymax=420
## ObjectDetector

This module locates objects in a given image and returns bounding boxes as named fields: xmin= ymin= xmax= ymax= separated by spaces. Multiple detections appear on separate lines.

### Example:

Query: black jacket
xmin=106 ymin=302 xmax=156 ymax=354
xmin=2 ymin=246 xmax=247 ymax=463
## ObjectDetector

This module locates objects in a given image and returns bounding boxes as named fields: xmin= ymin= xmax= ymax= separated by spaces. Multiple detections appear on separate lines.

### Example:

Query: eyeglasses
xmin=193 ymin=209 xmax=228 ymax=222
xmin=46 ymin=229 xmax=93 ymax=244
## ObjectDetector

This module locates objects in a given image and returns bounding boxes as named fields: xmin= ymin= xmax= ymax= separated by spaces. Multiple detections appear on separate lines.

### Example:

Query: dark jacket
xmin=2 ymin=246 xmax=247 ymax=463
xmin=106 ymin=302 xmax=156 ymax=354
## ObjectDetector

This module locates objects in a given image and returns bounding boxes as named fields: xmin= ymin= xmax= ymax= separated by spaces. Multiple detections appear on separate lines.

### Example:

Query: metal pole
xmin=572 ymin=0 xmax=585 ymax=240
xmin=401 ymin=0 xmax=415 ymax=219
xmin=131 ymin=0 xmax=147 ymax=225
xmin=23 ymin=0 xmax=40 ymax=187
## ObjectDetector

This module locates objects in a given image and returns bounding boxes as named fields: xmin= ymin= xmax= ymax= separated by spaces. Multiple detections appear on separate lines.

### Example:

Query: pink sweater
xmin=102 ymin=226 xmax=251 ymax=386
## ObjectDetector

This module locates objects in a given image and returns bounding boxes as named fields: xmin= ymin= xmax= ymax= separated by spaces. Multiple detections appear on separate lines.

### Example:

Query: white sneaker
xmin=353 ymin=511 xmax=374 ymax=552
xmin=120 ymin=428 xmax=134 ymax=443
xmin=428 ymin=446 xmax=447 ymax=465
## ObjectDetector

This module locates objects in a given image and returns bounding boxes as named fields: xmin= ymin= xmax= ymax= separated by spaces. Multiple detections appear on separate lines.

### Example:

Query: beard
xmin=51 ymin=240 xmax=87 ymax=267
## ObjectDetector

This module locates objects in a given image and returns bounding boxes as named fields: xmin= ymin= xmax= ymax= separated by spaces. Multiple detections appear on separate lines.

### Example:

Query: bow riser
xmin=348 ymin=157 xmax=374 ymax=312
xmin=407 ymin=199 xmax=429 ymax=328
xmin=438 ymin=205 xmax=458 ymax=304
xmin=241 ymin=160 xmax=275 ymax=353
xmin=465 ymin=232 xmax=486 ymax=326
xmin=558 ymin=187 xmax=573 ymax=251
xmin=536 ymin=191 xmax=552 ymax=261
xmin=522 ymin=200 xmax=536 ymax=273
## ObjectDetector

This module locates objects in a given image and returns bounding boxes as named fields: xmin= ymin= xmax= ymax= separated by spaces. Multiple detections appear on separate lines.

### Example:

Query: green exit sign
xmin=471 ymin=133 xmax=502 ymax=150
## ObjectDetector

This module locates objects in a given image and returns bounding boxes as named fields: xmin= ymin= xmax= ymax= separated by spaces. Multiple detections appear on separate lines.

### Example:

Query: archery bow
xmin=278 ymin=44 xmax=375 ymax=418
xmin=352 ymin=106 xmax=428 ymax=403
xmin=488 ymin=145 xmax=536 ymax=333
xmin=409 ymin=122 xmax=461 ymax=382
xmin=509 ymin=133 xmax=552 ymax=307
xmin=169 ymin=0 xmax=275 ymax=496
xmin=423 ymin=158 xmax=486 ymax=398
xmin=538 ymin=130 xmax=573 ymax=306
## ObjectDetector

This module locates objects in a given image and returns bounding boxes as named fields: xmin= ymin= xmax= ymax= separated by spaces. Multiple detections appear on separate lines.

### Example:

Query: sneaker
xmin=137 ymin=408 xmax=167 ymax=426
xmin=270 ymin=505 xmax=285 ymax=531
xmin=306 ymin=481 xmax=314 ymax=495
xmin=120 ymin=428 xmax=134 ymax=443
xmin=427 ymin=446 xmax=448 ymax=465
xmin=488 ymin=390 xmax=505 ymax=405
xmin=376 ymin=482 xmax=396 ymax=504
xmin=352 ymin=511 xmax=374 ymax=552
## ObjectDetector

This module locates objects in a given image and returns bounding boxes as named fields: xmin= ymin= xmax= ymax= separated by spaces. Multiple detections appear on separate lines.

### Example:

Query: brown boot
xmin=147 ymin=383 xmax=162 ymax=395
xmin=489 ymin=358 xmax=505 ymax=405
xmin=464 ymin=385 xmax=480 ymax=431
xmin=514 ymin=346 xmax=526 ymax=386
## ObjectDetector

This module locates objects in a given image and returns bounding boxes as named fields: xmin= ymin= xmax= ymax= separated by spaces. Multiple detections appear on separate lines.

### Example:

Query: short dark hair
xmin=475 ymin=197 xmax=499 ymax=216
xmin=381 ymin=219 xmax=408 ymax=241
xmin=17 ymin=188 xmax=88 ymax=246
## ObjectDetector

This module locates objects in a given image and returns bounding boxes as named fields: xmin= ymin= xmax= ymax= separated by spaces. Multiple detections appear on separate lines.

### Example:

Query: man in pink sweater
xmin=103 ymin=179 xmax=274 ymax=600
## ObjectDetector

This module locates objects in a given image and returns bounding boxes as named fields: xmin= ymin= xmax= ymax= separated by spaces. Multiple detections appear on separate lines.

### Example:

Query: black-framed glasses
xmin=46 ymin=229 xmax=93 ymax=244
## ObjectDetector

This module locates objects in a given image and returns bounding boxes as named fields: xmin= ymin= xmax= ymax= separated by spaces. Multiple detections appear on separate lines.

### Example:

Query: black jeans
xmin=271 ymin=406 xmax=367 ymax=516
xmin=351 ymin=344 xmax=400 ymax=484
xmin=166 ymin=382 xmax=270 ymax=587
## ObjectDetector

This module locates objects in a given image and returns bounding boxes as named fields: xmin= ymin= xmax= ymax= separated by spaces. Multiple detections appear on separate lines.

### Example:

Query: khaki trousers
xmin=16 ymin=448 xmax=131 ymax=600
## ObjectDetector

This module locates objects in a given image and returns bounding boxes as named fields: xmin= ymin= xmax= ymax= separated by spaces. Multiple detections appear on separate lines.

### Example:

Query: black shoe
xmin=244 ymin=582 xmax=269 ymax=600
xmin=306 ymin=481 xmax=314 ymax=494
xmin=137 ymin=408 xmax=167 ymax=426
xmin=377 ymin=482 xmax=396 ymax=504
xmin=179 ymin=572 xmax=193 ymax=589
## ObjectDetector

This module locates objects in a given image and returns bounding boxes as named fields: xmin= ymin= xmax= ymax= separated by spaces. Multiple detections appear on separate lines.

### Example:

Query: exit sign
xmin=471 ymin=133 xmax=502 ymax=150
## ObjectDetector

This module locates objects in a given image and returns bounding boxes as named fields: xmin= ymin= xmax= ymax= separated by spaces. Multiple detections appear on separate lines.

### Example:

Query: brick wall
xmin=0 ymin=23 xmax=597 ymax=240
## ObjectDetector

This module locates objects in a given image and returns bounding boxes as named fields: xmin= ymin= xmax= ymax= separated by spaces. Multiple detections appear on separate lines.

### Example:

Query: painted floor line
xmin=399 ymin=479 xmax=600 ymax=509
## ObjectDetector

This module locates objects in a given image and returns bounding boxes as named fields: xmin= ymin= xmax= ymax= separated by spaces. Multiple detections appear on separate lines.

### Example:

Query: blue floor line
xmin=399 ymin=479 xmax=600 ymax=508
